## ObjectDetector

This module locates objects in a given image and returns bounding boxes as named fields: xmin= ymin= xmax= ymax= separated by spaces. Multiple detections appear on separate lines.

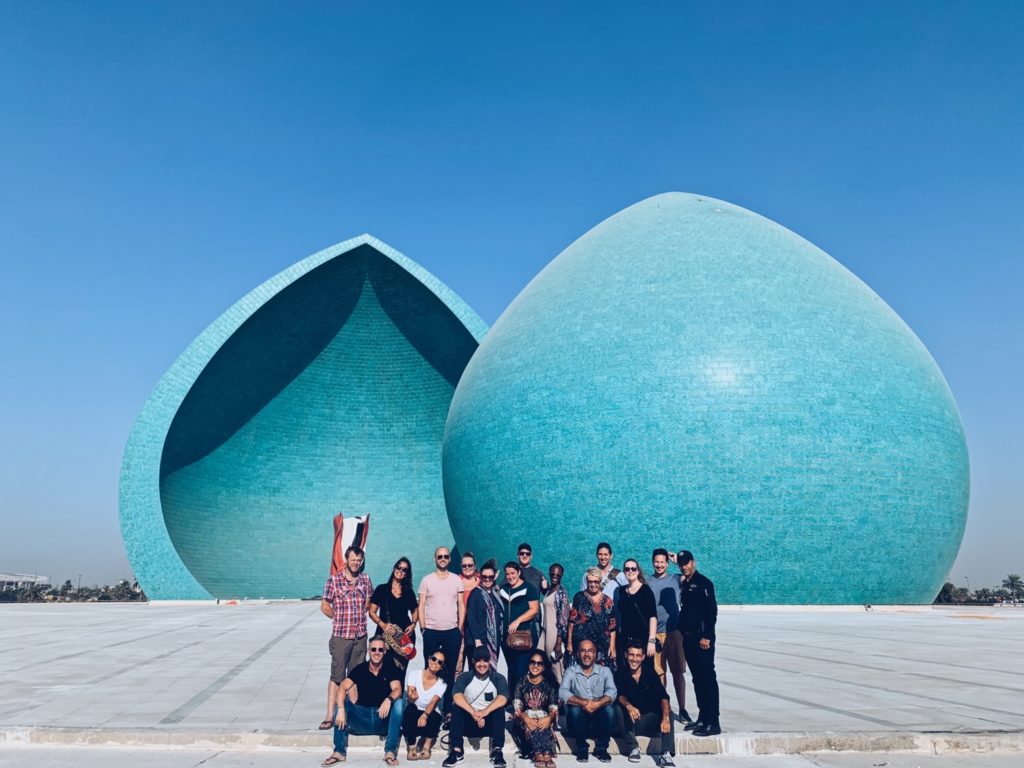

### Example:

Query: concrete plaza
xmin=1 ymin=602 xmax=1021 ymax=762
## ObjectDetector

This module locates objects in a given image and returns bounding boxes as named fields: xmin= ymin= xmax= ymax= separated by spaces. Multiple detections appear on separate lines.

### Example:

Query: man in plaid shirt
xmin=319 ymin=545 xmax=373 ymax=731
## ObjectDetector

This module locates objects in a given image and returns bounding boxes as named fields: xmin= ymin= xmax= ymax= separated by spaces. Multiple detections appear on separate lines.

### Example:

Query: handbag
xmin=507 ymin=629 xmax=533 ymax=650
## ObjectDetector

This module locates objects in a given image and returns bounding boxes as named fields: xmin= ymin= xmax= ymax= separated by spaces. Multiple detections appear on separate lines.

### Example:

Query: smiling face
xmin=474 ymin=656 xmax=491 ymax=677
xmin=368 ymin=640 xmax=386 ymax=665
xmin=681 ymin=559 xmax=696 ymax=578
xmin=393 ymin=560 xmax=410 ymax=581
xmin=626 ymin=646 xmax=644 ymax=671
xmin=586 ymin=575 xmax=602 ymax=595
xmin=597 ymin=546 xmax=612 ymax=568
xmin=549 ymin=564 xmax=563 ymax=587
xmin=427 ymin=651 xmax=446 ymax=672
xmin=505 ymin=566 xmax=521 ymax=586
xmin=479 ymin=566 xmax=496 ymax=588
xmin=528 ymin=654 xmax=545 ymax=677
xmin=346 ymin=550 xmax=364 ymax=575
xmin=652 ymin=554 xmax=668 ymax=576
xmin=623 ymin=559 xmax=640 ymax=583
xmin=434 ymin=548 xmax=451 ymax=572
xmin=461 ymin=557 xmax=476 ymax=576
xmin=577 ymin=640 xmax=596 ymax=668
xmin=518 ymin=547 xmax=532 ymax=567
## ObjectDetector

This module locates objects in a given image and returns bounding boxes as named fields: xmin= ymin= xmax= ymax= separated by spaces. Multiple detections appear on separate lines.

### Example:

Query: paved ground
xmin=1 ymin=748 xmax=1022 ymax=768
xmin=1 ymin=602 xmax=1022 ymax=759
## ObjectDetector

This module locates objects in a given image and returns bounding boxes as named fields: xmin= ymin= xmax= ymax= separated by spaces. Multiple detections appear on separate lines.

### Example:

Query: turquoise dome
xmin=442 ymin=193 xmax=969 ymax=604
xmin=120 ymin=236 xmax=486 ymax=599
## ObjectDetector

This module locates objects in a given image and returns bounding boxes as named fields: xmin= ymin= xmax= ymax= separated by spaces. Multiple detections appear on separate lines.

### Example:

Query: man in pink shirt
xmin=419 ymin=546 xmax=465 ymax=725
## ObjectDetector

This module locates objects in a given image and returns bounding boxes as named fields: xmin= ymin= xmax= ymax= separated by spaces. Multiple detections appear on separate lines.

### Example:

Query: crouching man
xmin=559 ymin=639 xmax=617 ymax=763
xmin=323 ymin=637 xmax=405 ymax=766
xmin=615 ymin=641 xmax=675 ymax=766
xmin=443 ymin=647 xmax=509 ymax=768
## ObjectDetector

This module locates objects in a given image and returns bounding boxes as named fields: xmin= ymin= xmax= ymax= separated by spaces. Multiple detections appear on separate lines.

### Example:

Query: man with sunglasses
xmin=322 ymin=638 xmax=405 ymax=766
xmin=516 ymin=542 xmax=548 ymax=593
xmin=419 ymin=546 xmax=465 ymax=724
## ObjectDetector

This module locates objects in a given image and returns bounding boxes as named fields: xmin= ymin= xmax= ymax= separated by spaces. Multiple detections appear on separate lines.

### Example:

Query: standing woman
xmin=402 ymin=649 xmax=448 ymax=760
xmin=458 ymin=552 xmax=480 ymax=669
xmin=615 ymin=558 xmax=657 ymax=671
xmin=513 ymin=651 xmax=560 ymax=768
xmin=567 ymin=567 xmax=617 ymax=668
xmin=465 ymin=560 xmax=505 ymax=670
xmin=369 ymin=557 xmax=419 ymax=673
xmin=541 ymin=564 xmax=570 ymax=682
xmin=500 ymin=561 xmax=541 ymax=698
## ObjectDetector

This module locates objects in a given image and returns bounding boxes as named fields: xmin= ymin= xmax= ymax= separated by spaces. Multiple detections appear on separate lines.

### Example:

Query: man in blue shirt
xmin=558 ymin=640 xmax=617 ymax=763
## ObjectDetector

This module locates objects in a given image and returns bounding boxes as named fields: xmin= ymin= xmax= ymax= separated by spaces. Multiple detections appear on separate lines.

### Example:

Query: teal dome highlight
xmin=120 ymin=236 xmax=487 ymax=599
xmin=442 ymin=193 xmax=969 ymax=604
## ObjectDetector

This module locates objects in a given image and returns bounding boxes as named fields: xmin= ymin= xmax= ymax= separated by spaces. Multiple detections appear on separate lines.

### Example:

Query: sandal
xmin=322 ymin=755 xmax=346 ymax=766
xmin=318 ymin=719 xmax=333 ymax=730
xmin=407 ymin=747 xmax=420 ymax=761
xmin=385 ymin=753 xmax=400 ymax=766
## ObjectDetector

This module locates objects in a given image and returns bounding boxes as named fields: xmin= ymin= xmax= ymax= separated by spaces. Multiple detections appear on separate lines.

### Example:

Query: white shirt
xmin=405 ymin=668 xmax=447 ymax=712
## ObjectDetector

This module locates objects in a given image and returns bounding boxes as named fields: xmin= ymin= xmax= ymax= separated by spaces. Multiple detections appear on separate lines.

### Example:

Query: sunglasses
xmin=436 ymin=554 xmax=450 ymax=560
xmin=518 ymin=551 xmax=531 ymax=557
xmin=461 ymin=563 xmax=475 ymax=569
xmin=528 ymin=660 xmax=544 ymax=666
xmin=428 ymin=655 xmax=445 ymax=664
xmin=369 ymin=647 xmax=386 ymax=653
xmin=586 ymin=580 xmax=601 ymax=585
xmin=394 ymin=565 xmax=409 ymax=573
xmin=623 ymin=566 xmax=639 ymax=572
xmin=480 ymin=574 xmax=495 ymax=580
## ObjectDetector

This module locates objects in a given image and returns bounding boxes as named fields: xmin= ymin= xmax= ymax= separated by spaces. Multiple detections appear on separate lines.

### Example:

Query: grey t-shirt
xmin=453 ymin=670 xmax=509 ymax=711
xmin=648 ymin=572 xmax=682 ymax=633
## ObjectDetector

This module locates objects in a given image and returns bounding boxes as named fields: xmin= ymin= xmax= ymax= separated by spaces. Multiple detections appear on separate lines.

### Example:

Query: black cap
xmin=517 ymin=542 xmax=532 ymax=554
xmin=472 ymin=646 xmax=491 ymax=661
xmin=677 ymin=550 xmax=694 ymax=564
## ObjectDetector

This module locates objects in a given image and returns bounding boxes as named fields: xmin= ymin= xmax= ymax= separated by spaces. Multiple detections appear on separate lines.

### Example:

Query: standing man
xmin=442 ymin=647 xmax=509 ymax=768
xmin=615 ymin=641 xmax=675 ymax=766
xmin=650 ymin=548 xmax=690 ymax=724
xmin=419 ymin=546 xmax=465 ymax=725
xmin=559 ymin=639 xmax=617 ymax=763
xmin=321 ymin=545 xmax=373 ymax=732
xmin=321 ymin=636 xmax=405 ymax=766
xmin=579 ymin=542 xmax=626 ymax=599
xmin=517 ymin=542 xmax=549 ymax=593
xmin=677 ymin=550 xmax=720 ymax=736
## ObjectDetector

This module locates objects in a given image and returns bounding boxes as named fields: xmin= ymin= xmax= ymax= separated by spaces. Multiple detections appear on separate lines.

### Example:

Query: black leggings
xmin=402 ymin=705 xmax=442 ymax=744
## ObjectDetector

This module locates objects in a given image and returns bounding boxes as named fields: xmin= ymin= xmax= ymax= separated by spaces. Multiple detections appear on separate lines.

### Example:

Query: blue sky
xmin=1 ymin=2 xmax=1020 ymax=590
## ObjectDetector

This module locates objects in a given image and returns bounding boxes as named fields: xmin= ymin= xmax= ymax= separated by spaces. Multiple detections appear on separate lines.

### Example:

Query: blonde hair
xmin=585 ymin=566 xmax=604 ymax=583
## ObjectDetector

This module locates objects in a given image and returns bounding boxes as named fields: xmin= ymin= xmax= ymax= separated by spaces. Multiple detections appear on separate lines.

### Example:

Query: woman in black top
xmin=369 ymin=557 xmax=419 ymax=672
xmin=499 ymin=560 xmax=540 ymax=700
xmin=615 ymin=558 xmax=657 ymax=671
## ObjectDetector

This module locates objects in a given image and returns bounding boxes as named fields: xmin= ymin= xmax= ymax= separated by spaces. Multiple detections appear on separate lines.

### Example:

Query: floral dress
xmin=569 ymin=590 xmax=617 ymax=667
xmin=513 ymin=677 xmax=559 ymax=758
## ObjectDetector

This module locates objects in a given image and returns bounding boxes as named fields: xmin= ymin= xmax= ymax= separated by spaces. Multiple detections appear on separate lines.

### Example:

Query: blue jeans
xmin=333 ymin=698 xmax=406 ymax=755
xmin=565 ymin=703 xmax=616 ymax=751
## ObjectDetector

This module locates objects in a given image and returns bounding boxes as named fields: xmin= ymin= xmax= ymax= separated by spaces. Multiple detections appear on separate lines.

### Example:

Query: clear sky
xmin=1 ymin=2 xmax=1020 ymax=591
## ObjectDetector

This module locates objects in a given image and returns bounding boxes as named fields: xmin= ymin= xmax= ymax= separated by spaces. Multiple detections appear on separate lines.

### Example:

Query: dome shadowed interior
xmin=120 ymin=236 xmax=486 ymax=599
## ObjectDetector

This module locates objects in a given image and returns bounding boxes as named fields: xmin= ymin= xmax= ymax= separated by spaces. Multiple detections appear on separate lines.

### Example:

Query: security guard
xmin=677 ymin=550 xmax=720 ymax=736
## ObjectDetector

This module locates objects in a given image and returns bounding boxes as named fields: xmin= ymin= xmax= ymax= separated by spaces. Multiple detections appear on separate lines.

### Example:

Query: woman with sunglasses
xmin=402 ymin=649 xmax=447 ymax=760
xmin=370 ymin=557 xmax=419 ymax=673
xmin=465 ymin=559 xmax=505 ymax=672
xmin=458 ymin=551 xmax=480 ymax=669
xmin=500 ymin=560 xmax=541 ymax=697
xmin=567 ymin=567 xmax=617 ymax=668
xmin=512 ymin=652 xmax=560 ymax=768
xmin=614 ymin=558 xmax=657 ymax=671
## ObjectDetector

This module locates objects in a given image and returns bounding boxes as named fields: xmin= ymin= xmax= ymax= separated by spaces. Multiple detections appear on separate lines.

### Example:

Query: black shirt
xmin=679 ymin=571 xmax=717 ymax=642
xmin=615 ymin=665 xmax=669 ymax=715
xmin=371 ymin=583 xmax=418 ymax=632
xmin=348 ymin=661 xmax=401 ymax=707
xmin=616 ymin=583 xmax=656 ymax=644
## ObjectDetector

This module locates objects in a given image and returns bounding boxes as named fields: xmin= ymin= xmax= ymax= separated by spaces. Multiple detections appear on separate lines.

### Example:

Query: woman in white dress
xmin=541 ymin=564 xmax=570 ymax=683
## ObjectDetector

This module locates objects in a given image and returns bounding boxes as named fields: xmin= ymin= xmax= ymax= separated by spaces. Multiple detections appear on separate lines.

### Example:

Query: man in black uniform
xmin=677 ymin=550 xmax=720 ymax=736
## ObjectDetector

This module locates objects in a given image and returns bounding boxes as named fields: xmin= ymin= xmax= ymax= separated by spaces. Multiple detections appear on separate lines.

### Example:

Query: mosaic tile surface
xmin=442 ymin=193 xmax=969 ymax=603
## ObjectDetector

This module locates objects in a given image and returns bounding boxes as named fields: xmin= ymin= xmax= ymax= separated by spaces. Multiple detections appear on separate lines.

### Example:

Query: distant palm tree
xmin=1003 ymin=574 xmax=1024 ymax=601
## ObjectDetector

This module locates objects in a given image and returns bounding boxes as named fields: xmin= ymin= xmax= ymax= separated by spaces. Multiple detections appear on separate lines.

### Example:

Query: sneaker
xmin=442 ymin=750 xmax=464 ymax=767
xmin=593 ymin=749 xmax=612 ymax=763
xmin=656 ymin=754 xmax=675 ymax=767
xmin=575 ymin=751 xmax=589 ymax=763
xmin=627 ymin=748 xmax=641 ymax=763
xmin=491 ymin=749 xmax=507 ymax=768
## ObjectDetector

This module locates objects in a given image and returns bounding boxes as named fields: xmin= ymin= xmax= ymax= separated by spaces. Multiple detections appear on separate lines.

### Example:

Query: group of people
xmin=318 ymin=542 xmax=720 ymax=768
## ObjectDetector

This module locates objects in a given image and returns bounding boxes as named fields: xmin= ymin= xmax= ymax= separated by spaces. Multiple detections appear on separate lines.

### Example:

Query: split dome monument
xmin=119 ymin=193 xmax=969 ymax=604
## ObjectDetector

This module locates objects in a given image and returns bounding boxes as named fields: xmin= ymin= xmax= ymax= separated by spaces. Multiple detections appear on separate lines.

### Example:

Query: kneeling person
xmin=559 ymin=640 xmax=617 ymax=763
xmin=615 ymin=642 xmax=675 ymax=767
xmin=443 ymin=647 xmax=509 ymax=768
xmin=324 ymin=638 xmax=405 ymax=766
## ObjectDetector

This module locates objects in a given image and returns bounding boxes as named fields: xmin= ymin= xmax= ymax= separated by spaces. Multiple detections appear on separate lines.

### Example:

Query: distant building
xmin=0 ymin=572 xmax=50 ymax=591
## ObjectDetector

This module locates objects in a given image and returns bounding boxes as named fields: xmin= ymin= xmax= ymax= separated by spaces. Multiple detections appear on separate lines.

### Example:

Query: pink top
xmin=461 ymin=575 xmax=480 ymax=608
xmin=418 ymin=571 xmax=464 ymax=630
